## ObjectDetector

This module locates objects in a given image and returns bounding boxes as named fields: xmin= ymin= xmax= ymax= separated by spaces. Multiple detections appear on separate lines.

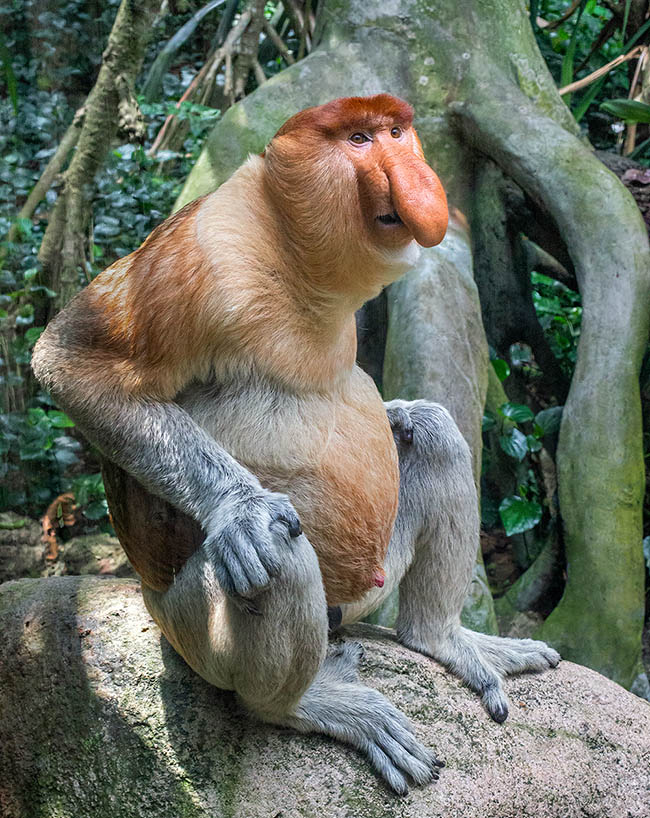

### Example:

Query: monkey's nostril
xmin=376 ymin=211 xmax=403 ymax=225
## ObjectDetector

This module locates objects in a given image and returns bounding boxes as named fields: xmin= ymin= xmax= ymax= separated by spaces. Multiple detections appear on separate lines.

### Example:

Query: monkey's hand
xmin=203 ymin=489 xmax=302 ymax=598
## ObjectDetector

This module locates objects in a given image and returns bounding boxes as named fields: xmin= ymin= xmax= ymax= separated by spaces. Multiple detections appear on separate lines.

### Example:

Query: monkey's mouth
xmin=376 ymin=211 xmax=404 ymax=226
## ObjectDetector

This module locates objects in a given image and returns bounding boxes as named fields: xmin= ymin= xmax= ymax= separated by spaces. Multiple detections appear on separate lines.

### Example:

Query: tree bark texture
xmin=174 ymin=0 xmax=650 ymax=688
xmin=38 ymin=0 xmax=159 ymax=316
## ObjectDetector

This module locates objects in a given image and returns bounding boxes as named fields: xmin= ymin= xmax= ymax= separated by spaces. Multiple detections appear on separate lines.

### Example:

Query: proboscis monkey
xmin=33 ymin=94 xmax=560 ymax=795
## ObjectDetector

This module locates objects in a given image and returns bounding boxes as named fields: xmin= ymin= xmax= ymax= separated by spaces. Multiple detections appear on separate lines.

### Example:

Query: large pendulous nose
xmin=383 ymin=150 xmax=448 ymax=247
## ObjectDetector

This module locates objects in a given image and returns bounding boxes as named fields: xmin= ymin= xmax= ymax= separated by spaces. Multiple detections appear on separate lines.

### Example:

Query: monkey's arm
xmin=32 ymin=272 xmax=300 ymax=598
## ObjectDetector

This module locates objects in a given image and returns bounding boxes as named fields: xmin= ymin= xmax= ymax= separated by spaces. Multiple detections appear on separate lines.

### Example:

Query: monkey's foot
xmin=280 ymin=645 xmax=443 ymax=795
xmin=466 ymin=630 xmax=560 ymax=676
xmin=398 ymin=625 xmax=560 ymax=724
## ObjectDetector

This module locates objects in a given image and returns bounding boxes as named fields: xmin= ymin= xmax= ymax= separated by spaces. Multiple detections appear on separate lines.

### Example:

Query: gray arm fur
xmin=32 ymin=338 xmax=301 ymax=597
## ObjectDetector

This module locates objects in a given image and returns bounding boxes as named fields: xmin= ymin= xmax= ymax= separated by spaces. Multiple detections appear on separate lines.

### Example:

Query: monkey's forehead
xmin=273 ymin=94 xmax=414 ymax=139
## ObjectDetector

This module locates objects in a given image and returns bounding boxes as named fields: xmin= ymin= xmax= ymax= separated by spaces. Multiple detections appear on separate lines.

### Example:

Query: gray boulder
xmin=1 ymin=576 xmax=648 ymax=818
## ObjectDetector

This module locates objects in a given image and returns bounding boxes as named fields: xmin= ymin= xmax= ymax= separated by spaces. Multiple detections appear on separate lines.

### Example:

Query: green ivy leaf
xmin=526 ymin=434 xmax=542 ymax=452
xmin=499 ymin=428 xmax=528 ymax=461
xmin=24 ymin=326 xmax=44 ymax=345
xmin=535 ymin=406 xmax=563 ymax=437
xmin=492 ymin=358 xmax=510 ymax=382
xmin=27 ymin=407 xmax=47 ymax=423
xmin=499 ymin=496 xmax=543 ymax=536
xmin=499 ymin=402 xmax=535 ymax=423
xmin=482 ymin=412 xmax=497 ymax=432
xmin=48 ymin=410 xmax=75 ymax=428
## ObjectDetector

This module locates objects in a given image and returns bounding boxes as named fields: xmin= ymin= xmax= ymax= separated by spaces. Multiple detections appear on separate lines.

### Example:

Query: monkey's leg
xmin=348 ymin=400 xmax=559 ymax=723
xmin=142 ymin=530 xmax=441 ymax=795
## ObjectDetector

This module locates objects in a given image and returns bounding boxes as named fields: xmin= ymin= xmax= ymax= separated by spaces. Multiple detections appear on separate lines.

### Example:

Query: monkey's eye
xmin=390 ymin=126 xmax=402 ymax=138
xmin=349 ymin=132 xmax=370 ymax=145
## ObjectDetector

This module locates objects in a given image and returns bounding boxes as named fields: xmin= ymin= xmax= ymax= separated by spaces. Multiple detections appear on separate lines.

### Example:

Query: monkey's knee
xmin=228 ymin=534 xmax=329 ymax=717
xmin=386 ymin=399 xmax=471 ymax=473
xmin=143 ymin=533 xmax=328 ymax=706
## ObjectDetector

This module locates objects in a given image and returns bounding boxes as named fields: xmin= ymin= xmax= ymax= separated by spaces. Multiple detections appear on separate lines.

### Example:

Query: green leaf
xmin=535 ymin=406 xmax=563 ymax=437
xmin=526 ymin=434 xmax=542 ymax=452
xmin=48 ymin=410 xmax=75 ymax=428
xmin=25 ymin=326 xmax=44 ymax=345
xmin=509 ymin=343 xmax=532 ymax=366
xmin=27 ymin=407 xmax=47 ymax=423
xmin=499 ymin=402 xmax=535 ymax=423
xmin=492 ymin=358 xmax=510 ymax=382
xmin=482 ymin=412 xmax=497 ymax=432
xmin=28 ymin=285 xmax=57 ymax=298
xmin=84 ymin=500 xmax=109 ymax=520
xmin=600 ymin=99 xmax=650 ymax=124
xmin=499 ymin=496 xmax=543 ymax=536
xmin=499 ymin=428 xmax=528 ymax=461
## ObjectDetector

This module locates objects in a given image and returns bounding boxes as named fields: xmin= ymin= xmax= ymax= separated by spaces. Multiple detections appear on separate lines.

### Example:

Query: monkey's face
xmin=340 ymin=119 xmax=448 ymax=251
xmin=266 ymin=95 xmax=449 ymax=254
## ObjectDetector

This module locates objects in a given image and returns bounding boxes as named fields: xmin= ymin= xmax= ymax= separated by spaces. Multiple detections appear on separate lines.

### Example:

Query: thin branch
xmin=536 ymin=0 xmax=583 ymax=30
xmin=284 ymin=0 xmax=311 ymax=58
xmin=558 ymin=45 xmax=643 ymax=95
xmin=261 ymin=17 xmax=295 ymax=64
xmin=148 ymin=9 xmax=252 ymax=156
xmin=142 ymin=0 xmax=226 ymax=102
xmin=522 ymin=238 xmax=577 ymax=290
xmin=623 ymin=47 xmax=649 ymax=155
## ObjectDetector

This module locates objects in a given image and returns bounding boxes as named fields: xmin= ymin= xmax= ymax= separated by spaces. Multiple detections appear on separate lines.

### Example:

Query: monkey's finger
xmin=268 ymin=501 xmax=302 ymax=539
xmin=230 ymin=531 xmax=273 ymax=590
xmin=245 ymin=520 xmax=283 ymax=577
xmin=213 ymin=538 xmax=255 ymax=597
xmin=482 ymin=686 xmax=509 ymax=723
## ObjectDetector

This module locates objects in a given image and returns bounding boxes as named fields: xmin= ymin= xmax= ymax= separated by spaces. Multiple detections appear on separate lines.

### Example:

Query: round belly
xmin=251 ymin=375 xmax=400 ymax=605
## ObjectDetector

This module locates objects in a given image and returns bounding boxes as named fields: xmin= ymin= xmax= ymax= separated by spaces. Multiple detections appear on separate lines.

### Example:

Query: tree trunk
xmin=174 ymin=0 xmax=650 ymax=688
xmin=38 ymin=0 xmax=159 ymax=317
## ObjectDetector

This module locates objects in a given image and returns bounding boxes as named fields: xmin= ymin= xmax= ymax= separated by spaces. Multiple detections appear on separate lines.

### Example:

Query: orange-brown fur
xmin=36 ymin=94 xmax=448 ymax=604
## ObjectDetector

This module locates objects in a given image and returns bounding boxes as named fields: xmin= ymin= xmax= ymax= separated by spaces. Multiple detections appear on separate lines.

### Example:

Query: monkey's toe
xmin=482 ymin=684 xmax=509 ymax=723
